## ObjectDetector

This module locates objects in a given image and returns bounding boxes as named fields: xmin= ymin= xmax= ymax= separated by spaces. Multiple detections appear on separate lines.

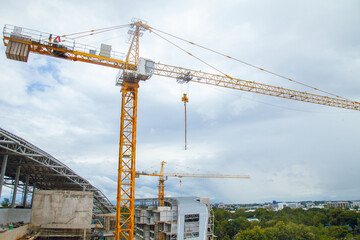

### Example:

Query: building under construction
xmin=134 ymin=197 xmax=214 ymax=240
xmin=98 ymin=197 xmax=216 ymax=240
xmin=0 ymin=128 xmax=216 ymax=239
xmin=0 ymin=127 xmax=114 ymax=239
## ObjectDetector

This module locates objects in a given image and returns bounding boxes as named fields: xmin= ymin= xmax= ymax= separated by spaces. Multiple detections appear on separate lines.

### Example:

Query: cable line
xmin=151 ymin=31 xmax=234 ymax=80
xmin=149 ymin=26 xmax=348 ymax=100
xmin=62 ymin=24 xmax=130 ymax=39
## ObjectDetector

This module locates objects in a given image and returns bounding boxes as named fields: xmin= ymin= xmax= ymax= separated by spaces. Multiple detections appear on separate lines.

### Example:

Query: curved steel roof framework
xmin=0 ymin=127 xmax=115 ymax=213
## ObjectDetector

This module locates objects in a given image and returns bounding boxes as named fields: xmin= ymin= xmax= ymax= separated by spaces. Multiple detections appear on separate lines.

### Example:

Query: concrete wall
xmin=31 ymin=190 xmax=93 ymax=229
xmin=0 ymin=208 xmax=32 ymax=225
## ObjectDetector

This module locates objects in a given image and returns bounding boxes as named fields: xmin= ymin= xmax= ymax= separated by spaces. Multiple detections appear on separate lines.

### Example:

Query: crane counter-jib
xmin=3 ymin=24 xmax=128 ymax=69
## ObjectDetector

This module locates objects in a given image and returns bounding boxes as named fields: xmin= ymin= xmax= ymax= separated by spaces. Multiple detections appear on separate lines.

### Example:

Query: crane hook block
xmin=182 ymin=94 xmax=189 ymax=103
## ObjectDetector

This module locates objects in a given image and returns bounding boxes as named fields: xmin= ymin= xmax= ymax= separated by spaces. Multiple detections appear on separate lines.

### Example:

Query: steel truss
xmin=0 ymin=127 xmax=115 ymax=213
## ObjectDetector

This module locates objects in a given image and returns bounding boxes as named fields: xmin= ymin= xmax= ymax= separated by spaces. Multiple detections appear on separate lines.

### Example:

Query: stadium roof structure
xmin=0 ymin=127 xmax=115 ymax=213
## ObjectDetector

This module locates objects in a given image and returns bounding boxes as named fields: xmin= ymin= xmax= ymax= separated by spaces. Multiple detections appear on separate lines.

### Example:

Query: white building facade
xmin=134 ymin=197 xmax=214 ymax=240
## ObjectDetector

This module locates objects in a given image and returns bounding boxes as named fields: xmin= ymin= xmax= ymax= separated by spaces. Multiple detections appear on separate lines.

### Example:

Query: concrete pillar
xmin=23 ymin=175 xmax=29 ymax=207
xmin=11 ymin=165 xmax=21 ymax=208
xmin=31 ymin=183 xmax=36 ymax=207
xmin=106 ymin=216 xmax=111 ymax=231
xmin=0 ymin=155 xmax=8 ymax=199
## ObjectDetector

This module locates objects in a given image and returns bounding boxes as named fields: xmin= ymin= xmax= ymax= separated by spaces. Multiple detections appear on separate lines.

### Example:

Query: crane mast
xmin=115 ymin=22 xmax=144 ymax=240
xmin=158 ymin=161 xmax=167 ymax=207
xmin=116 ymin=81 xmax=138 ymax=240
xmin=3 ymin=21 xmax=360 ymax=240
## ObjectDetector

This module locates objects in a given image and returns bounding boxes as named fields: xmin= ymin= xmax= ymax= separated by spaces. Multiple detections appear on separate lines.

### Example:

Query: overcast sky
xmin=1 ymin=0 xmax=360 ymax=204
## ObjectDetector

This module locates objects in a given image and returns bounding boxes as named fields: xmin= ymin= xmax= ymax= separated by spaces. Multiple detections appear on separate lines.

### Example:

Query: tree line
xmin=213 ymin=206 xmax=360 ymax=239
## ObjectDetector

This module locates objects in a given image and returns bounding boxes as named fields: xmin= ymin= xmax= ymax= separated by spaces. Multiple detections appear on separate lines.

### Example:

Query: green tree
xmin=286 ymin=222 xmax=316 ymax=240
xmin=272 ymin=221 xmax=291 ymax=240
xmin=234 ymin=226 xmax=266 ymax=240
xmin=234 ymin=222 xmax=316 ymax=240
xmin=1 ymin=198 xmax=9 ymax=207
xmin=214 ymin=205 xmax=360 ymax=239
xmin=339 ymin=210 xmax=358 ymax=230
xmin=325 ymin=225 xmax=351 ymax=239
xmin=313 ymin=212 xmax=328 ymax=227
xmin=234 ymin=208 xmax=246 ymax=218
xmin=329 ymin=208 xmax=342 ymax=226
xmin=222 ymin=235 xmax=231 ymax=240
xmin=214 ymin=219 xmax=230 ymax=239
xmin=214 ymin=208 xmax=231 ymax=221
xmin=254 ymin=208 xmax=274 ymax=225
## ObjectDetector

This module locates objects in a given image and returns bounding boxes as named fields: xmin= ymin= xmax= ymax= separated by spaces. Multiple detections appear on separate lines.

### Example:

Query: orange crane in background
xmin=3 ymin=19 xmax=360 ymax=239
xmin=135 ymin=161 xmax=249 ymax=240
xmin=135 ymin=161 xmax=250 ymax=207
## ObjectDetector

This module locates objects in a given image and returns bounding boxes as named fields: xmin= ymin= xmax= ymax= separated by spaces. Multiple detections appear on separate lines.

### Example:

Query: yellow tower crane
xmin=3 ymin=20 xmax=360 ymax=239
xmin=135 ymin=161 xmax=250 ymax=207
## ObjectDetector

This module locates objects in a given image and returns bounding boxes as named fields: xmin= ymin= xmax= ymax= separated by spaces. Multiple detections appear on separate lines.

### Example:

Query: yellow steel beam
xmin=153 ymin=63 xmax=360 ymax=111
xmin=136 ymin=172 xmax=250 ymax=179
xmin=3 ymin=36 xmax=131 ymax=70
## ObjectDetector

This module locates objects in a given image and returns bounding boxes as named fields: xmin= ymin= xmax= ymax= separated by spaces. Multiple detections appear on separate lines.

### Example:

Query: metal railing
xmin=3 ymin=24 xmax=125 ymax=61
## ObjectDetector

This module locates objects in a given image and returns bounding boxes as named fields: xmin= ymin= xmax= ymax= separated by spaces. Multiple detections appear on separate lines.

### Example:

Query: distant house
xmin=247 ymin=218 xmax=260 ymax=222
xmin=218 ymin=202 xmax=225 ymax=208
xmin=351 ymin=201 xmax=360 ymax=209
xmin=245 ymin=209 xmax=255 ymax=213
xmin=328 ymin=201 xmax=350 ymax=209
xmin=274 ymin=202 xmax=301 ymax=211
